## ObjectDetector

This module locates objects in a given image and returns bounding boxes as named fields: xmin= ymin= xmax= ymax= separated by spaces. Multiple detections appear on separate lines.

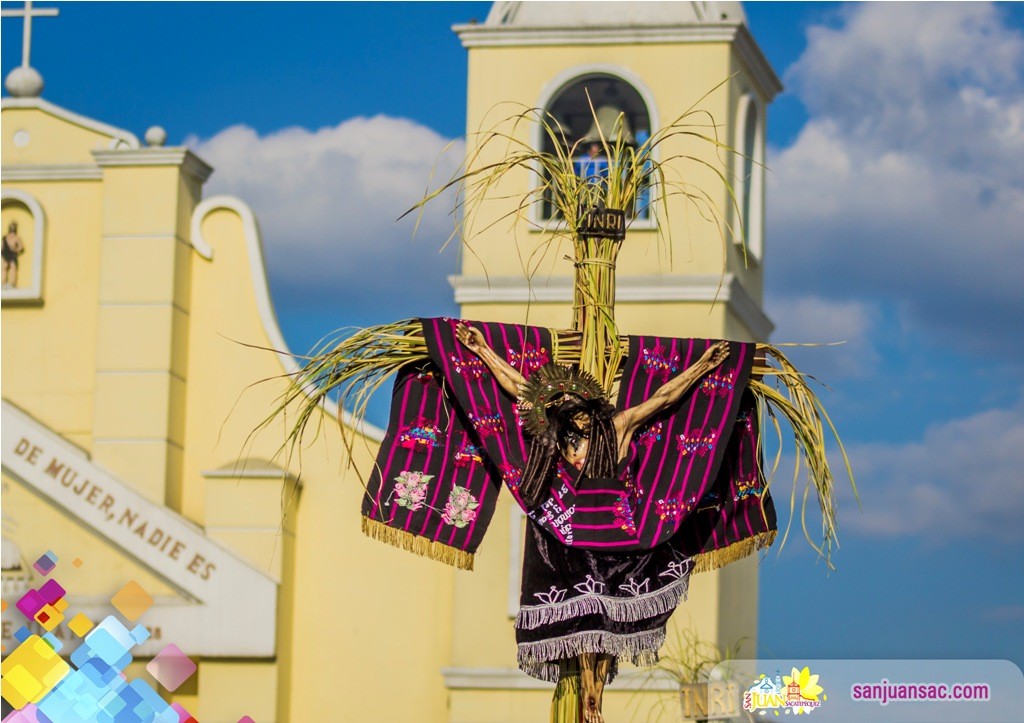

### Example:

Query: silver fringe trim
xmin=517 ymin=629 xmax=666 ymax=684
xmin=515 ymin=574 xmax=689 ymax=630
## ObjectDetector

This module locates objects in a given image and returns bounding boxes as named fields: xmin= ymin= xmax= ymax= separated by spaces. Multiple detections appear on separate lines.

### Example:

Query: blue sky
xmin=5 ymin=1 xmax=1023 ymax=674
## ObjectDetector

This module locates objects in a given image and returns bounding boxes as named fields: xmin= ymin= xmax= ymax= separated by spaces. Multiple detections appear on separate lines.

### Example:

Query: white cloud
xmin=186 ymin=116 xmax=465 ymax=321
xmin=766 ymin=295 xmax=879 ymax=378
xmin=838 ymin=397 xmax=1024 ymax=544
xmin=768 ymin=3 xmax=1024 ymax=353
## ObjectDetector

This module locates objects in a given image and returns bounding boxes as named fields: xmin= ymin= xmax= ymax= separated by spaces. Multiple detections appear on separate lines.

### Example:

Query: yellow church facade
xmin=2 ymin=3 xmax=778 ymax=721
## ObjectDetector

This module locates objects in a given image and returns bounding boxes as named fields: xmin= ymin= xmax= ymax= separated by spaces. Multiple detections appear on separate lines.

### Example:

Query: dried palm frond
xmin=750 ymin=345 xmax=858 ymax=570
xmin=251 ymin=320 xmax=428 ymax=484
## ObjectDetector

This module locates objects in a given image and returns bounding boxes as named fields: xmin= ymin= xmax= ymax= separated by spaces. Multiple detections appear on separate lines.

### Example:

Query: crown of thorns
xmin=517 ymin=363 xmax=609 ymax=437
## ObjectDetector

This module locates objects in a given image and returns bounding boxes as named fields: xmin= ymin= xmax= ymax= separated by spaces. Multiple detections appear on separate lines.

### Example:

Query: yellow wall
xmin=2 ymin=176 xmax=104 ymax=450
xmin=182 ymin=206 xmax=457 ymax=722
xmin=2 ymin=107 xmax=115 ymax=165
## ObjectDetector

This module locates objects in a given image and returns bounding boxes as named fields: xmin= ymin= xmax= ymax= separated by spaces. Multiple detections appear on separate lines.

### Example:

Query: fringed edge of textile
xmin=517 ymin=629 xmax=665 ymax=684
xmin=515 ymin=574 xmax=689 ymax=630
xmin=691 ymin=529 xmax=777 ymax=574
xmin=361 ymin=516 xmax=475 ymax=571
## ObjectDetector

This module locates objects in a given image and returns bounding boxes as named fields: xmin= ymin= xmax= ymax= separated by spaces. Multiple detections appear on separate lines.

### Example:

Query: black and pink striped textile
xmin=360 ymin=318 xmax=776 ymax=563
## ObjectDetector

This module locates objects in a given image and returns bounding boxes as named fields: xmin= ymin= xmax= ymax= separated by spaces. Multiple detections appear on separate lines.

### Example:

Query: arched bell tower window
xmin=539 ymin=73 xmax=654 ymax=222
xmin=736 ymin=92 xmax=764 ymax=261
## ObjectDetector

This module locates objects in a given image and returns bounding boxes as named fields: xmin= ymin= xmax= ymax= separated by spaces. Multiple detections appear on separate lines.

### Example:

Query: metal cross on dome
xmin=1 ymin=1 xmax=59 ymax=68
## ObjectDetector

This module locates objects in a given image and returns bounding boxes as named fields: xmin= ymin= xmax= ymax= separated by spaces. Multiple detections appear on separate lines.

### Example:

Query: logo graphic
xmin=743 ymin=666 xmax=826 ymax=715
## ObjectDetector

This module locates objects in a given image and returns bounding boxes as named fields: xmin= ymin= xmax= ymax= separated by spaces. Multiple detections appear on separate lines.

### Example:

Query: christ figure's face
xmin=571 ymin=410 xmax=592 ymax=435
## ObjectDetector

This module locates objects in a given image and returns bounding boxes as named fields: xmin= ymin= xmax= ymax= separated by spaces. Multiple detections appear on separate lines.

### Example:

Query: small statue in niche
xmin=2 ymin=222 xmax=25 ymax=289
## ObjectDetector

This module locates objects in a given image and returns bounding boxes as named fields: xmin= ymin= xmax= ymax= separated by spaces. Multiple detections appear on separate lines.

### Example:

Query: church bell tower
xmin=443 ymin=3 xmax=781 ymax=719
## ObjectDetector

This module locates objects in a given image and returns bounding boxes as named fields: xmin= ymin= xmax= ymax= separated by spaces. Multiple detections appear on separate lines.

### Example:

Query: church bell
xmin=583 ymin=104 xmax=634 ymax=144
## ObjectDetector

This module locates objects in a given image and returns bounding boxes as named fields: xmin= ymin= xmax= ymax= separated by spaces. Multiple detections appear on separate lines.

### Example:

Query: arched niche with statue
xmin=1 ymin=189 xmax=45 ymax=304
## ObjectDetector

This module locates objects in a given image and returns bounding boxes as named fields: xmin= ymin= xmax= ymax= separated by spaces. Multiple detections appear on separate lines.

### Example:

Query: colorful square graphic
xmin=72 ymin=557 xmax=84 ymax=568
xmin=146 ymin=644 xmax=197 ymax=692
xmin=1 ymin=703 xmax=45 ymax=722
xmin=40 ymin=632 xmax=62 ymax=653
xmin=171 ymin=702 xmax=198 ymax=723
xmin=70 ymin=616 xmax=136 ymax=673
xmin=68 ymin=613 xmax=94 ymax=637
xmin=32 ymin=603 xmax=63 ymax=632
xmin=2 ymin=549 xmax=198 ymax=721
xmin=15 ymin=589 xmax=45 ymax=619
xmin=0 ymin=634 xmax=71 ymax=708
xmin=111 ymin=580 xmax=153 ymax=621
xmin=38 ymin=579 xmax=65 ymax=605
xmin=130 ymin=624 xmax=150 ymax=645
xmin=31 ymin=551 xmax=57 ymax=576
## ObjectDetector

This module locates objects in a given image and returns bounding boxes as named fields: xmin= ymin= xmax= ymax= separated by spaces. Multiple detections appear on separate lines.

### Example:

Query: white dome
xmin=5 ymin=65 xmax=44 ymax=98
xmin=485 ymin=1 xmax=746 ymax=28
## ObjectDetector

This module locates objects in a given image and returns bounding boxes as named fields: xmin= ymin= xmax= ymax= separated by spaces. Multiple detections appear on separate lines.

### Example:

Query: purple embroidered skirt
xmin=515 ymin=506 xmax=693 ymax=683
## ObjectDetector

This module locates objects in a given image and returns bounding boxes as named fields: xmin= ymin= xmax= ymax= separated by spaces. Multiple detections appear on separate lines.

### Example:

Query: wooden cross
xmin=1 ymin=1 xmax=59 ymax=68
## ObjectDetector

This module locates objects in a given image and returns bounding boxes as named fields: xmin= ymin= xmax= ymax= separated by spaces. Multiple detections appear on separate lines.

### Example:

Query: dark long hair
xmin=518 ymin=395 xmax=617 ymax=508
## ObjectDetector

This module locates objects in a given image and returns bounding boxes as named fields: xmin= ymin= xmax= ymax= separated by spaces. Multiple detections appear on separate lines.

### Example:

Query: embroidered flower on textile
xmin=655 ymin=495 xmax=697 ymax=521
xmin=618 ymin=578 xmax=650 ymax=596
xmin=734 ymin=476 xmax=762 ymax=501
xmin=499 ymin=463 xmax=522 ymax=492
xmin=700 ymin=369 xmax=735 ymax=398
xmin=573 ymin=575 xmax=606 ymax=595
xmin=675 ymin=430 xmax=717 ymax=457
xmin=507 ymin=344 xmax=550 ymax=376
xmin=736 ymin=409 xmax=754 ymax=434
xmin=621 ymin=466 xmax=643 ymax=501
xmin=441 ymin=485 xmax=480 ymax=528
xmin=658 ymin=560 xmax=693 ymax=580
xmin=469 ymin=407 xmax=505 ymax=438
xmin=451 ymin=355 xmax=488 ymax=380
xmin=641 ymin=342 xmax=679 ymax=383
xmin=453 ymin=441 xmax=483 ymax=468
xmin=394 ymin=471 xmax=433 ymax=511
xmin=612 ymin=494 xmax=638 ymax=536
xmin=398 ymin=418 xmax=442 ymax=451
xmin=413 ymin=368 xmax=437 ymax=385
xmin=534 ymin=586 xmax=568 ymax=605
xmin=637 ymin=421 xmax=663 ymax=449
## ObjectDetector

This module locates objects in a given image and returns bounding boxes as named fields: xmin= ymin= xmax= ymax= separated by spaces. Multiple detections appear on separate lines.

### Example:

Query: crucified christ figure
xmin=456 ymin=323 xmax=729 ymax=722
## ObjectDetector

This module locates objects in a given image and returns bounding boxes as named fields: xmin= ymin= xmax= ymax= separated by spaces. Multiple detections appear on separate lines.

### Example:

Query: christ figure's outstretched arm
xmin=454 ymin=324 xmax=526 ymax=398
xmin=613 ymin=341 xmax=730 ymax=460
